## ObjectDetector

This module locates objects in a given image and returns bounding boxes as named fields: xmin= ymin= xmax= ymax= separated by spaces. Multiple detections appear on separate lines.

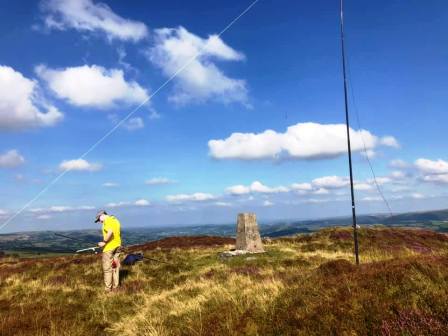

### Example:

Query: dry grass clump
xmin=1 ymin=228 xmax=448 ymax=336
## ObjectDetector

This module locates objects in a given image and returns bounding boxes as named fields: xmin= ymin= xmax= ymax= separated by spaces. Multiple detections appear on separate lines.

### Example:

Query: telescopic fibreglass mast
xmin=339 ymin=0 xmax=360 ymax=265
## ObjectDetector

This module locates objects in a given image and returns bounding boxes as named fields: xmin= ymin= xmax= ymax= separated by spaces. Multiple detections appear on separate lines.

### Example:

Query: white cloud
xmin=389 ymin=193 xmax=428 ymax=201
xmin=102 ymin=182 xmax=119 ymax=188
xmin=30 ymin=205 xmax=94 ymax=214
xmin=124 ymin=117 xmax=144 ymax=130
xmin=250 ymin=181 xmax=288 ymax=193
xmin=106 ymin=201 xmax=129 ymax=208
xmin=149 ymin=108 xmax=161 ymax=120
xmin=362 ymin=196 xmax=382 ymax=202
xmin=263 ymin=200 xmax=274 ymax=207
xmin=0 ymin=209 xmax=8 ymax=216
xmin=215 ymin=201 xmax=232 ymax=207
xmin=79 ymin=205 xmax=95 ymax=210
xmin=135 ymin=199 xmax=150 ymax=206
xmin=387 ymin=193 xmax=426 ymax=200
xmin=312 ymin=176 xmax=349 ymax=189
xmin=226 ymin=184 xmax=250 ymax=195
xmin=145 ymin=177 xmax=176 ymax=185
xmin=59 ymin=159 xmax=102 ymax=172
xmin=366 ymin=177 xmax=391 ymax=185
xmin=226 ymin=181 xmax=288 ymax=195
xmin=290 ymin=183 xmax=313 ymax=191
xmin=354 ymin=183 xmax=374 ymax=191
xmin=304 ymin=198 xmax=328 ymax=204
xmin=360 ymin=149 xmax=377 ymax=159
xmin=421 ymin=174 xmax=448 ymax=184
xmin=313 ymin=188 xmax=330 ymax=195
xmin=314 ymin=174 xmax=399 ymax=191
xmin=390 ymin=159 xmax=409 ymax=169
xmin=41 ymin=0 xmax=148 ymax=42
xmin=36 ymin=65 xmax=149 ymax=108
xmin=415 ymin=158 xmax=448 ymax=175
xmin=414 ymin=159 xmax=448 ymax=185
xmin=209 ymin=122 xmax=398 ymax=160
xmin=166 ymin=193 xmax=216 ymax=203
xmin=109 ymin=114 xmax=150 ymax=130
xmin=226 ymin=175 xmax=389 ymax=199
xmin=0 ymin=150 xmax=25 ymax=168
xmin=307 ymin=173 xmax=400 ymax=193
xmin=148 ymin=26 xmax=247 ymax=104
xmin=37 ymin=214 xmax=52 ymax=220
xmin=106 ymin=200 xmax=154 ymax=208
xmin=390 ymin=171 xmax=406 ymax=179
xmin=47 ymin=206 xmax=72 ymax=212
xmin=0 ymin=65 xmax=63 ymax=130
xmin=380 ymin=136 xmax=400 ymax=148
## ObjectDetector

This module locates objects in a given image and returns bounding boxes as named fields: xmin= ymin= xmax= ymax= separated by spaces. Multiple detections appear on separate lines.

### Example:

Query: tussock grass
xmin=1 ymin=228 xmax=448 ymax=335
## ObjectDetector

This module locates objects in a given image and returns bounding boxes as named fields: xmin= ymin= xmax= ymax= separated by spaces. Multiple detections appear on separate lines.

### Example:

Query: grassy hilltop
xmin=1 ymin=227 xmax=448 ymax=336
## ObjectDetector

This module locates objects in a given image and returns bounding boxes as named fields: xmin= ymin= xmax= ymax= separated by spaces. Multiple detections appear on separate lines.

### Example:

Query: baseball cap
xmin=94 ymin=210 xmax=107 ymax=223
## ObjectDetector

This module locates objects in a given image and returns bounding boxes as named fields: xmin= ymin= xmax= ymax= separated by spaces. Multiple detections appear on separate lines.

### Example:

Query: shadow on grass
xmin=120 ymin=268 xmax=131 ymax=283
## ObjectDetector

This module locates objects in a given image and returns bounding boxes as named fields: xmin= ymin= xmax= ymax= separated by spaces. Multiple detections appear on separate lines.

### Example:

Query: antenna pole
xmin=340 ymin=0 xmax=359 ymax=265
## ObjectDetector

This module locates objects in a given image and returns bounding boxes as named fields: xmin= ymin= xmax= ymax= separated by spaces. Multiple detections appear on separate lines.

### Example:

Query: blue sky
xmin=0 ymin=0 xmax=447 ymax=233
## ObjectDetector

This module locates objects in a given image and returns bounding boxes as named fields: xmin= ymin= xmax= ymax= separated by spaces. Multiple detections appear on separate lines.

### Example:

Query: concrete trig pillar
xmin=235 ymin=213 xmax=264 ymax=253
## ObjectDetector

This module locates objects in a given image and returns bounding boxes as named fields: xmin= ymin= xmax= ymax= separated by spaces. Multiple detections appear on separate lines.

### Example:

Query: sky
xmin=0 ymin=0 xmax=447 ymax=233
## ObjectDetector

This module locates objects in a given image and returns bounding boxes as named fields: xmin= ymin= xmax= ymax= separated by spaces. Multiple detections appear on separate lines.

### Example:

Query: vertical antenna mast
xmin=339 ymin=0 xmax=360 ymax=265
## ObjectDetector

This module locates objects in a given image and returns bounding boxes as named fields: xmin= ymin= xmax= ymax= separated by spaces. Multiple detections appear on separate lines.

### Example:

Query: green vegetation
xmin=1 ymin=227 xmax=448 ymax=335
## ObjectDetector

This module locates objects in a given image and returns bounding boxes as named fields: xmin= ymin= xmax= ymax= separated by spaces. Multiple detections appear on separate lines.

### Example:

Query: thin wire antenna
xmin=345 ymin=62 xmax=394 ymax=216
xmin=0 ymin=0 xmax=260 ymax=232
xmin=54 ymin=232 xmax=88 ymax=243
xmin=340 ymin=0 xmax=360 ymax=265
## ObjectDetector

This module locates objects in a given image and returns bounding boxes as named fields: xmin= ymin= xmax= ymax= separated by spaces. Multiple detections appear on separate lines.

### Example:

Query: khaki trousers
xmin=102 ymin=247 xmax=121 ymax=291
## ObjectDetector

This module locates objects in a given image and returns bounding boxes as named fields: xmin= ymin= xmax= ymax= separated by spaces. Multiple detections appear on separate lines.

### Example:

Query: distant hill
xmin=384 ymin=209 xmax=448 ymax=224
xmin=1 ymin=208 xmax=448 ymax=256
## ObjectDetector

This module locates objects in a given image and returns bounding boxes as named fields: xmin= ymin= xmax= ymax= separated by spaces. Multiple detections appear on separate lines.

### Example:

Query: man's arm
xmin=98 ymin=230 xmax=114 ymax=247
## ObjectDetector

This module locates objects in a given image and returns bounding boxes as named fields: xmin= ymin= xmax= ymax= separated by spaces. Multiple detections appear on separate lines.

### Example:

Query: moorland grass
xmin=1 ymin=227 xmax=448 ymax=336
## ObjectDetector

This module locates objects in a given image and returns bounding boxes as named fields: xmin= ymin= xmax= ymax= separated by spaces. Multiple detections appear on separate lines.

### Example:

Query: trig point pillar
xmin=236 ymin=213 xmax=264 ymax=253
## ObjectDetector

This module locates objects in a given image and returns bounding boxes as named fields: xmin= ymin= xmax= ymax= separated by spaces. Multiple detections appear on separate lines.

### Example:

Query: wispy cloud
xmin=135 ymin=199 xmax=151 ymax=206
xmin=41 ymin=0 xmax=148 ymax=42
xmin=166 ymin=193 xmax=216 ymax=203
xmin=59 ymin=159 xmax=102 ymax=172
xmin=106 ymin=199 xmax=151 ymax=208
xmin=123 ymin=117 xmax=144 ymax=130
xmin=145 ymin=177 xmax=176 ymax=185
xmin=102 ymin=182 xmax=119 ymax=188
xmin=0 ymin=150 xmax=25 ymax=168
xmin=30 ymin=205 xmax=94 ymax=214
xmin=214 ymin=201 xmax=232 ymax=207
xmin=389 ymin=159 xmax=410 ymax=169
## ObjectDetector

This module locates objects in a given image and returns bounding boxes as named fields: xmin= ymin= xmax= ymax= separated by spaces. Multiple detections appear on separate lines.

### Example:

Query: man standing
xmin=95 ymin=210 xmax=122 ymax=292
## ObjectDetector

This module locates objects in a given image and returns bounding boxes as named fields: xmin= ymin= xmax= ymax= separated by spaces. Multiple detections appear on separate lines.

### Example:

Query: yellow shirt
xmin=102 ymin=215 xmax=121 ymax=252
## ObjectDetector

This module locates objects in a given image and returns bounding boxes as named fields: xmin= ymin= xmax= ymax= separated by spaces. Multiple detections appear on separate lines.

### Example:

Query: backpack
xmin=122 ymin=253 xmax=144 ymax=266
